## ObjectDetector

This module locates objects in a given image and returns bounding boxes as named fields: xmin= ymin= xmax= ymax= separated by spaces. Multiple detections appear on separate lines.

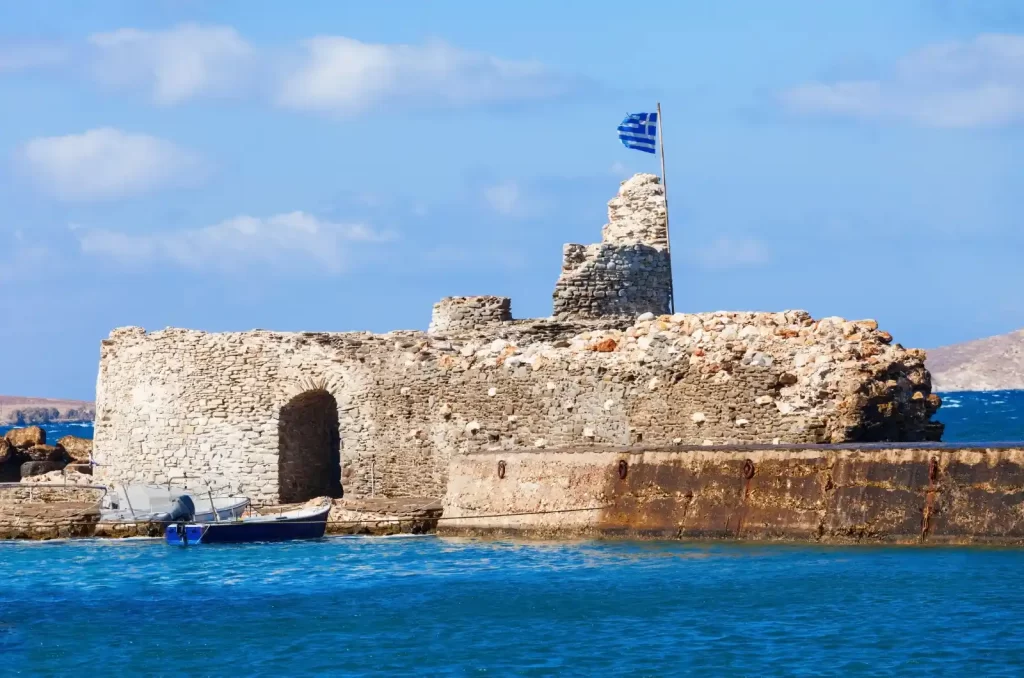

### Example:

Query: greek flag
xmin=617 ymin=112 xmax=658 ymax=154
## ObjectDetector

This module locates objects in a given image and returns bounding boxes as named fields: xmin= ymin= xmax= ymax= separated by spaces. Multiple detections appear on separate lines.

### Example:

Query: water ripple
xmin=2 ymin=537 xmax=1024 ymax=674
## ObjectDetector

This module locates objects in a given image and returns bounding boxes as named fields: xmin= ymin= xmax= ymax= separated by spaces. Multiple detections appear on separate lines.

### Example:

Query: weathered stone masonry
xmin=553 ymin=174 xmax=672 ymax=320
xmin=93 ymin=174 xmax=943 ymax=504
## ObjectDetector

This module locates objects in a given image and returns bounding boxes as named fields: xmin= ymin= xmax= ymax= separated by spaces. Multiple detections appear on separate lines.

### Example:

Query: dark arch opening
xmin=278 ymin=389 xmax=343 ymax=503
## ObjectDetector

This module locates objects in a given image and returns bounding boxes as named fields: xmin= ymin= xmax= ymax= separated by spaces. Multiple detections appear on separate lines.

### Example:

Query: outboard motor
xmin=152 ymin=495 xmax=196 ymax=523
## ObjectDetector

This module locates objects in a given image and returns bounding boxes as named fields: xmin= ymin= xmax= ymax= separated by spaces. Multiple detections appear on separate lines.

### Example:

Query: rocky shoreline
xmin=0 ymin=426 xmax=94 ymax=484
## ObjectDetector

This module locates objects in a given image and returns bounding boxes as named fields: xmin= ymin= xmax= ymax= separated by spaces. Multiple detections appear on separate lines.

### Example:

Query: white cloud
xmin=609 ymin=161 xmax=629 ymax=176
xmin=277 ymin=37 xmax=575 ymax=114
xmin=78 ymin=211 xmax=395 ymax=274
xmin=0 ymin=42 xmax=68 ymax=72
xmin=18 ymin=128 xmax=202 ymax=201
xmin=782 ymin=34 xmax=1024 ymax=127
xmin=693 ymin=238 xmax=770 ymax=271
xmin=88 ymin=24 xmax=253 ymax=104
xmin=4 ymin=26 xmax=576 ymax=114
xmin=483 ymin=181 xmax=521 ymax=216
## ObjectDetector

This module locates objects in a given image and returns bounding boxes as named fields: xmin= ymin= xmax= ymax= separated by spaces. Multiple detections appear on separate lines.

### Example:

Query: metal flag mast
xmin=656 ymin=102 xmax=675 ymax=314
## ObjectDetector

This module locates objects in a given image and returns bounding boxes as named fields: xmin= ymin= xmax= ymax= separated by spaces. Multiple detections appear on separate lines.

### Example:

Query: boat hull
xmin=165 ymin=506 xmax=330 ymax=545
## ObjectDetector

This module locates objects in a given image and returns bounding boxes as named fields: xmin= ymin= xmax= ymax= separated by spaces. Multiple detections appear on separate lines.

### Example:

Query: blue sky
xmin=2 ymin=1 xmax=1024 ymax=400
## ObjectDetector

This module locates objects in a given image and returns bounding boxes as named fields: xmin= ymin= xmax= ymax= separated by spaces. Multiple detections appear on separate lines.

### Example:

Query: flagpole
xmin=657 ymin=101 xmax=675 ymax=315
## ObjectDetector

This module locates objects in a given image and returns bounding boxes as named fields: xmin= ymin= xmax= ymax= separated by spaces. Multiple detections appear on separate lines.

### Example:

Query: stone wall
xmin=94 ymin=308 xmax=942 ymax=504
xmin=552 ymin=174 xmax=672 ymax=320
xmin=441 ymin=444 xmax=1024 ymax=544
xmin=429 ymin=296 xmax=512 ymax=335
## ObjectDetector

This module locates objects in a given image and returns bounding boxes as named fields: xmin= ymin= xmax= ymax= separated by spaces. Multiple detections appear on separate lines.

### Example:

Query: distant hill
xmin=0 ymin=395 xmax=95 ymax=425
xmin=928 ymin=330 xmax=1024 ymax=392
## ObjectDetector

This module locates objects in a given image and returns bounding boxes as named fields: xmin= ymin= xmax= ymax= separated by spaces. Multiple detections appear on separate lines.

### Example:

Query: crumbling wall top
xmin=602 ymin=173 xmax=668 ymax=248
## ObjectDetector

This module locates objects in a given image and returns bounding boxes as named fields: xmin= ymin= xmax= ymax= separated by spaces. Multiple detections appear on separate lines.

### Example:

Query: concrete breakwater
xmin=441 ymin=444 xmax=1024 ymax=544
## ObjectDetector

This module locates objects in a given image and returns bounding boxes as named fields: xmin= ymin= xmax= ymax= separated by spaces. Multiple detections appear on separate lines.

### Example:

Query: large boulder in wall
xmin=0 ymin=439 xmax=22 ymax=482
xmin=20 ymin=460 xmax=65 ymax=478
xmin=57 ymin=435 xmax=93 ymax=463
xmin=4 ymin=426 xmax=46 ymax=449
xmin=24 ymin=444 xmax=64 ymax=462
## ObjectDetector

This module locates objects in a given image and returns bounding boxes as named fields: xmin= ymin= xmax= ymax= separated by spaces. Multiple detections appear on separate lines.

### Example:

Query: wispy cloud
xmin=17 ymin=128 xmax=203 ymax=202
xmin=277 ymin=37 xmax=578 ymax=114
xmin=77 ymin=211 xmax=396 ymax=274
xmin=692 ymin=237 xmax=770 ymax=271
xmin=3 ymin=25 xmax=579 ymax=114
xmin=483 ymin=180 xmax=522 ymax=216
xmin=781 ymin=33 xmax=1024 ymax=128
xmin=0 ymin=41 xmax=68 ymax=73
xmin=88 ymin=24 xmax=254 ymax=104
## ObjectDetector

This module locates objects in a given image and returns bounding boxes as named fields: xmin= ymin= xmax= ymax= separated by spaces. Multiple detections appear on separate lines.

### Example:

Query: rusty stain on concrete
xmin=441 ymin=444 xmax=1024 ymax=545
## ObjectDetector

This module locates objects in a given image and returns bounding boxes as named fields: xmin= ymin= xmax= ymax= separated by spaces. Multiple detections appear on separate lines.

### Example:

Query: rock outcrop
xmin=0 ymin=429 xmax=94 ymax=482
xmin=928 ymin=329 xmax=1024 ymax=392
xmin=57 ymin=435 xmax=93 ymax=463
xmin=4 ymin=425 xmax=46 ymax=449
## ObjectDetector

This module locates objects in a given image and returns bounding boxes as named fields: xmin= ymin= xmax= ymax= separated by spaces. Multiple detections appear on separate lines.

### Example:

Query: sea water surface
xmin=3 ymin=393 xmax=1024 ymax=674
xmin=2 ymin=537 xmax=1024 ymax=675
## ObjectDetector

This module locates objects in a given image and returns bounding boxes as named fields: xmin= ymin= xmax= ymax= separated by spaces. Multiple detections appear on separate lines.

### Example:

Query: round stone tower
xmin=428 ymin=296 xmax=513 ymax=335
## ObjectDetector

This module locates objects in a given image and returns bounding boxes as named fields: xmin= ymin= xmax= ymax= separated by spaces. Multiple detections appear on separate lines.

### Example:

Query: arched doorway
xmin=277 ymin=389 xmax=343 ymax=503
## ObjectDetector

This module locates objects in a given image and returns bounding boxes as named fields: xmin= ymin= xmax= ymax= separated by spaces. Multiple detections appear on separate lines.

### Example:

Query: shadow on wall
xmin=278 ymin=389 xmax=343 ymax=503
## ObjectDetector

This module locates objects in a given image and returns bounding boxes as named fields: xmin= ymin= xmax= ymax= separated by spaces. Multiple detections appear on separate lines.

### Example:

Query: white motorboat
xmin=100 ymin=484 xmax=249 ymax=523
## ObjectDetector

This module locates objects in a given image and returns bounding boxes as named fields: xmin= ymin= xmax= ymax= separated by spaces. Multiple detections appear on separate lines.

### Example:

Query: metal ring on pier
xmin=497 ymin=460 xmax=506 ymax=479
xmin=742 ymin=459 xmax=756 ymax=479
xmin=618 ymin=460 xmax=628 ymax=480
xmin=929 ymin=458 xmax=939 ymax=483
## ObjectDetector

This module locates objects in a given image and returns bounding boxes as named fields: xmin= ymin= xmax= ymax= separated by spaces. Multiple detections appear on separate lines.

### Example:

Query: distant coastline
xmin=928 ymin=329 xmax=1024 ymax=392
xmin=0 ymin=395 xmax=94 ymax=426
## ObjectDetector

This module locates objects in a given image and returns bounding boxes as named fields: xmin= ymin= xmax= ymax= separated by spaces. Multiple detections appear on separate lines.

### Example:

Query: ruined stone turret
xmin=552 ymin=174 xmax=672 ymax=320
xmin=428 ymin=296 xmax=512 ymax=335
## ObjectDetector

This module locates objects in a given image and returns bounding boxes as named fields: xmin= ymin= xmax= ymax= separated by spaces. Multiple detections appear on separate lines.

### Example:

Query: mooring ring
xmin=742 ymin=459 xmax=756 ymax=479
xmin=618 ymin=459 xmax=628 ymax=480
xmin=497 ymin=460 xmax=506 ymax=479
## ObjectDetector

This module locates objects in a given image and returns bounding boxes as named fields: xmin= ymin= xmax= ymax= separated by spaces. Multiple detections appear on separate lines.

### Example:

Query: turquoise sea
xmin=2 ymin=392 xmax=1023 ymax=675
xmin=1 ymin=538 xmax=1024 ymax=675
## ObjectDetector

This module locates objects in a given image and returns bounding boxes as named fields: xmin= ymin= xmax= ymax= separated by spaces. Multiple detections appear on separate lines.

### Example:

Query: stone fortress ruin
xmin=93 ymin=174 xmax=943 ymax=505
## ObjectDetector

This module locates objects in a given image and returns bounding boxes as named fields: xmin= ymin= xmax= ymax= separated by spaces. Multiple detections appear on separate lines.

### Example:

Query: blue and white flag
xmin=617 ymin=112 xmax=658 ymax=154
